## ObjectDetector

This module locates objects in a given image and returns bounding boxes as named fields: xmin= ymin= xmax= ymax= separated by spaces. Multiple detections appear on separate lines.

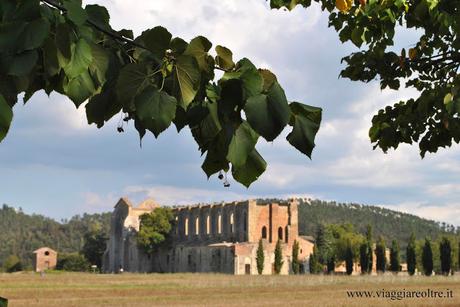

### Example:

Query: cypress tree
xmin=256 ymin=239 xmax=264 ymax=275
xmin=291 ymin=240 xmax=300 ymax=274
xmin=422 ymin=238 xmax=433 ymax=276
xmin=274 ymin=240 xmax=284 ymax=274
xmin=458 ymin=241 xmax=460 ymax=272
xmin=375 ymin=236 xmax=386 ymax=273
xmin=309 ymin=246 xmax=320 ymax=274
xmin=440 ymin=237 xmax=452 ymax=276
xmin=327 ymin=255 xmax=335 ymax=274
xmin=390 ymin=240 xmax=400 ymax=273
xmin=365 ymin=225 xmax=373 ymax=273
xmin=345 ymin=241 xmax=354 ymax=275
xmin=359 ymin=242 xmax=368 ymax=274
xmin=407 ymin=233 xmax=416 ymax=276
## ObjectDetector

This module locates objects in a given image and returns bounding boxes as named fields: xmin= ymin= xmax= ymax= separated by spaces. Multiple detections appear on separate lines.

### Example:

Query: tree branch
xmin=40 ymin=0 xmax=149 ymax=51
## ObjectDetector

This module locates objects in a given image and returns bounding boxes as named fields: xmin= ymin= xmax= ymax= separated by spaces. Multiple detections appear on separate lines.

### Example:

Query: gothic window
xmin=278 ymin=227 xmax=283 ymax=241
xmin=261 ymin=226 xmax=267 ymax=239
xmin=195 ymin=216 xmax=199 ymax=235
xmin=206 ymin=215 xmax=210 ymax=235
xmin=218 ymin=213 xmax=222 ymax=234
xmin=285 ymin=226 xmax=289 ymax=243
xmin=230 ymin=213 xmax=234 ymax=233
xmin=185 ymin=217 xmax=189 ymax=236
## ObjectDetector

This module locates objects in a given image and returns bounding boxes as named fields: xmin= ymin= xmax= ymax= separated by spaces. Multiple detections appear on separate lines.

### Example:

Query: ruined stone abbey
xmin=102 ymin=198 xmax=314 ymax=275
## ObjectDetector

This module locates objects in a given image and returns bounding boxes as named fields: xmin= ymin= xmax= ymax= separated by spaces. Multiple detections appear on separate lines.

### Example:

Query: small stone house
xmin=33 ymin=247 xmax=57 ymax=272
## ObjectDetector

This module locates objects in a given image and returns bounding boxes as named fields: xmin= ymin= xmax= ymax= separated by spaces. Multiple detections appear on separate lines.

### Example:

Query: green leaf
xmin=259 ymin=69 xmax=277 ymax=92
xmin=86 ymin=83 xmax=121 ymax=128
xmin=116 ymin=63 xmax=151 ymax=111
xmin=244 ymin=81 xmax=290 ymax=141
xmin=64 ymin=71 xmax=96 ymax=107
xmin=286 ymin=102 xmax=322 ymax=158
xmin=190 ymin=100 xmax=222 ymax=151
xmin=0 ymin=94 xmax=13 ymax=142
xmin=64 ymin=0 xmax=88 ymax=26
xmin=64 ymin=38 xmax=93 ymax=79
xmin=215 ymin=45 xmax=234 ymax=70
xmin=227 ymin=121 xmax=259 ymax=168
xmin=137 ymin=26 xmax=172 ymax=60
xmin=135 ymin=86 xmax=177 ymax=138
xmin=89 ymin=43 xmax=111 ymax=85
xmin=56 ymin=22 xmax=73 ymax=63
xmin=7 ymin=50 xmax=38 ymax=76
xmin=185 ymin=36 xmax=213 ymax=75
xmin=85 ymin=4 xmax=110 ymax=29
xmin=232 ymin=149 xmax=267 ymax=188
xmin=43 ymin=38 xmax=60 ymax=77
xmin=222 ymin=58 xmax=263 ymax=99
xmin=201 ymin=130 xmax=229 ymax=178
xmin=173 ymin=55 xmax=201 ymax=108
xmin=0 ymin=18 xmax=50 ymax=54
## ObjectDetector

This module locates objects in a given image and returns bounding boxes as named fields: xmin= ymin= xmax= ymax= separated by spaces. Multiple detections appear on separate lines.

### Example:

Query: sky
xmin=1 ymin=0 xmax=460 ymax=226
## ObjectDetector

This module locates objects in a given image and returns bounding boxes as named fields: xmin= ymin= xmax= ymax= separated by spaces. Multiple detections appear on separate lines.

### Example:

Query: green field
xmin=1 ymin=272 xmax=459 ymax=306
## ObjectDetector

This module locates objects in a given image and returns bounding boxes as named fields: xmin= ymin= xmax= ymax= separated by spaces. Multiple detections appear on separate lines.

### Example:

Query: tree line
xmin=307 ymin=223 xmax=460 ymax=276
xmin=0 ymin=204 xmax=109 ymax=272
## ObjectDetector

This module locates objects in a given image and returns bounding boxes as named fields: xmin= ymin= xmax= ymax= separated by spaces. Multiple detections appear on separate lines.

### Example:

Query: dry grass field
xmin=1 ymin=272 xmax=460 ymax=306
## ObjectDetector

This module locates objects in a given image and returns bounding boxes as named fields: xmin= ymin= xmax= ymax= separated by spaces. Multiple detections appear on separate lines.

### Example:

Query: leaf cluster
xmin=270 ymin=0 xmax=460 ymax=157
xmin=0 ymin=0 xmax=323 ymax=187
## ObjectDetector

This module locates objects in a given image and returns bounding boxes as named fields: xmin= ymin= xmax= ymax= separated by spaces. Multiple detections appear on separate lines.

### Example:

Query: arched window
xmin=195 ymin=216 xmax=199 ymax=235
xmin=261 ymin=226 xmax=267 ymax=239
xmin=230 ymin=213 xmax=234 ymax=233
xmin=185 ymin=217 xmax=189 ymax=236
xmin=206 ymin=215 xmax=210 ymax=235
xmin=218 ymin=214 xmax=222 ymax=234
xmin=278 ymin=227 xmax=283 ymax=241
xmin=285 ymin=226 xmax=289 ymax=243
xmin=175 ymin=216 xmax=179 ymax=235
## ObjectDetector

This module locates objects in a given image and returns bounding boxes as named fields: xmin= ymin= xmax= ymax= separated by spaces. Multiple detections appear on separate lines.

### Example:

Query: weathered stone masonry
xmin=102 ymin=198 xmax=314 ymax=275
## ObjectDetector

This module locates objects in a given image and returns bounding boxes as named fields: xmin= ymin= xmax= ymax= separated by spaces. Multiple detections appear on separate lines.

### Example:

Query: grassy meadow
xmin=1 ymin=272 xmax=460 ymax=306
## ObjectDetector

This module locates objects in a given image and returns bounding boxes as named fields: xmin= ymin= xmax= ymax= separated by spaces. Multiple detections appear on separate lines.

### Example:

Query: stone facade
xmin=33 ymin=247 xmax=57 ymax=272
xmin=102 ymin=198 xmax=314 ymax=275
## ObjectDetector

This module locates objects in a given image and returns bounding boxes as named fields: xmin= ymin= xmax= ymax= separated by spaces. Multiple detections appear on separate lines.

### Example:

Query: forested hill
xmin=0 ymin=204 xmax=110 ymax=268
xmin=296 ymin=199 xmax=459 ymax=244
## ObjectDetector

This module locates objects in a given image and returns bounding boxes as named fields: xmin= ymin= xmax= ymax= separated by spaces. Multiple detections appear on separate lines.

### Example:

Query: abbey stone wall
xmin=102 ymin=198 xmax=314 ymax=275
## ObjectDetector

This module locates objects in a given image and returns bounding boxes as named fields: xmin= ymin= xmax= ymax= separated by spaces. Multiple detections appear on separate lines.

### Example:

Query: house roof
xmin=33 ymin=247 xmax=57 ymax=254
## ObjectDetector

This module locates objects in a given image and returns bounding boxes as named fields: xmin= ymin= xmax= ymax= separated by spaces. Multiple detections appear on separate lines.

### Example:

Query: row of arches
xmin=177 ymin=211 xmax=245 ymax=238
xmin=261 ymin=226 xmax=289 ymax=243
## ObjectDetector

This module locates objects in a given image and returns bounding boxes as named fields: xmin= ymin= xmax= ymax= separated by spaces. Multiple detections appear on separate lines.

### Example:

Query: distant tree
xmin=422 ymin=238 xmax=434 ymax=276
xmin=359 ymin=243 xmax=368 ymax=274
xmin=309 ymin=246 xmax=321 ymax=274
xmin=345 ymin=241 xmax=353 ymax=276
xmin=327 ymin=255 xmax=335 ymax=274
xmin=315 ymin=224 xmax=333 ymax=266
xmin=407 ymin=233 xmax=417 ymax=276
xmin=458 ymin=241 xmax=460 ymax=272
xmin=57 ymin=253 xmax=90 ymax=272
xmin=291 ymin=240 xmax=300 ymax=274
xmin=274 ymin=240 xmax=284 ymax=274
xmin=365 ymin=225 xmax=373 ymax=273
xmin=82 ymin=227 xmax=108 ymax=269
xmin=440 ymin=237 xmax=452 ymax=276
xmin=375 ymin=236 xmax=386 ymax=273
xmin=256 ymin=239 xmax=264 ymax=275
xmin=137 ymin=208 xmax=174 ymax=254
xmin=389 ymin=240 xmax=400 ymax=273
xmin=359 ymin=225 xmax=373 ymax=274
xmin=3 ymin=255 xmax=22 ymax=273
